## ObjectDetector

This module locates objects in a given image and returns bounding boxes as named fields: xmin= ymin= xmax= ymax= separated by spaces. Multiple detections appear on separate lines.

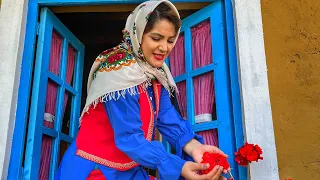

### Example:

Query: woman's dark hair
xmin=144 ymin=2 xmax=181 ymax=34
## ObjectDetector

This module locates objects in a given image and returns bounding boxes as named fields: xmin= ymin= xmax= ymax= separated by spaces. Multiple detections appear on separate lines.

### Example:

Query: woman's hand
xmin=190 ymin=144 xmax=230 ymax=174
xmin=191 ymin=144 xmax=227 ymax=162
xmin=183 ymin=139 xmax=232 ymax=178
xmin=183 ymin=139 xmax=227 ymax=162
xmin=181 ymin=162 xmax=224 ymax=180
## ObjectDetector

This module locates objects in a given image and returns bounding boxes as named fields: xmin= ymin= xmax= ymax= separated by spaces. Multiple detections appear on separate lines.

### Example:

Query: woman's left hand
xmin=190 ymin=144 xmax=230 ymax=175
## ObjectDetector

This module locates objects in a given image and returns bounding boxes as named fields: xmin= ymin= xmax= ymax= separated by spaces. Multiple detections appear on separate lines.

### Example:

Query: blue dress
xmin=55 ymin=85 xmax=203 ymax=180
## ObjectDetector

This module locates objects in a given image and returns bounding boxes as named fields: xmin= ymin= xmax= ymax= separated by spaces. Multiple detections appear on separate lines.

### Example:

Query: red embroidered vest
xmin=76 ymin=82 xmax=161 ymax=171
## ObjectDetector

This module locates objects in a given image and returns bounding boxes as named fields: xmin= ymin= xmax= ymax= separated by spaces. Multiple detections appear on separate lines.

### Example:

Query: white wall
xmin=232 ymin=0 xmax=279 ymax=179
xmin=0 ymin=0 xmax=28 ymax=178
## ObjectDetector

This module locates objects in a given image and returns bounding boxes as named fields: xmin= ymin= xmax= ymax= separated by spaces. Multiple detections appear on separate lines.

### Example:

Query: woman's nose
xmin=159 ymin=42 xmax=168 ymax=53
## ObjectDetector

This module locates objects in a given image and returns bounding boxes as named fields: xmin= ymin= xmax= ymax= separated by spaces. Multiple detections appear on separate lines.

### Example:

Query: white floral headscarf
xmin=82 ymin=0 xmax=180 ymax=117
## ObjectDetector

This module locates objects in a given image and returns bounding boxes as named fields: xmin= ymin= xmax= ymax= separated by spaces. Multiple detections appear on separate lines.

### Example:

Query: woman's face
xmin=141 ymin=19 xmax=177 ymax=68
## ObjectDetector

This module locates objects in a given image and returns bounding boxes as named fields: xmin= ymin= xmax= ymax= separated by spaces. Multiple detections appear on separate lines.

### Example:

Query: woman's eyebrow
xmin=150 ymin=32 xmax=164 ymax=38
xmin=150 ymin=32 xmax=176 ymax=39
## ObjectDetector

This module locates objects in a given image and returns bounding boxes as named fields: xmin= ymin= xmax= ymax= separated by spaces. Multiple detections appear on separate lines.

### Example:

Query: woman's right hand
xmin=181 ymin=161 xmax=224 ymax=180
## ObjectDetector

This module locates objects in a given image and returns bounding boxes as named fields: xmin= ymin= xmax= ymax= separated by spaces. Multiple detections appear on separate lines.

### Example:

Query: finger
xmin=191 ymin=171 xmax=215 ymax=180
xmin=192 ymin=171 xmax=218 ymax=180
xmin=223 ymin=169 xmax=228 ymax=174
xmin=204 ymin=165 xmax=220 ymax=179
xmin=215 ymin=167 xmax=224 ymax=180
xmin=192 ymin=173 xmax=211 ymax=180
xmin=211 ymin=166 xmax=224 ymax=180
xmin=223 ymin=167 xmax=232 ymax=174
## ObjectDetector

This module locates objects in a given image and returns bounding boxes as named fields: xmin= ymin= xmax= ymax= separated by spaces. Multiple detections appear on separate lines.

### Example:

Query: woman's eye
xmin=168 ymin=40 xmax=174 ymax=44
xmin=152 ymin=37 xmax=160 ymax=41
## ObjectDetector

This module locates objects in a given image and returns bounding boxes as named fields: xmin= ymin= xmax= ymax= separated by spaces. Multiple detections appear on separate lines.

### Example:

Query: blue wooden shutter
xmin=23 ymin=8 xmax=84 ymax=180
xmin=165 ymin=1 xmax=240 ymax=179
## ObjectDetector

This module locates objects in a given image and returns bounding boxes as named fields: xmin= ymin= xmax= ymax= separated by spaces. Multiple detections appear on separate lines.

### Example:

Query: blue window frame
xmin=9 ymin=0 xmax=245 ymax=180
xmin=164 ymin=1 xmax=241 ymax=179
xmin=20 ymin=8 xmax=84 ymax=180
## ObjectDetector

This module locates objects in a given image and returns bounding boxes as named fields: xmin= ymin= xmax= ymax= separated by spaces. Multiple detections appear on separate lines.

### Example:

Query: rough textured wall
xmin=261 ymin=0 xmax=320 ymax=179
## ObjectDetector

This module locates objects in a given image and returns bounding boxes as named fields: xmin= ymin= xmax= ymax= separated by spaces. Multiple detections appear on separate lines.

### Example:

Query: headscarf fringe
xmin=79 ymin=81 xmax=154 ymax=125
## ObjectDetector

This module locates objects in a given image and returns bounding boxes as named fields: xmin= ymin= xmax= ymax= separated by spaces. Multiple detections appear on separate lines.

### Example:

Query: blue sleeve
xmin=103 ymin=88 xmax=186 ymax=180
xmin=157 ymin=87 xmax=204 ymax=160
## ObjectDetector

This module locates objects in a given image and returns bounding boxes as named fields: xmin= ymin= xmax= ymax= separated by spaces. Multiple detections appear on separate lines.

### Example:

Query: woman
xmin=56 ymin=1 xmax=230 ymax=179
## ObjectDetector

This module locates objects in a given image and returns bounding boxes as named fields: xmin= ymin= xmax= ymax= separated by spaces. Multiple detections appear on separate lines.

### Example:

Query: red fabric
xmin=39 ymin=32 xmax=77 ymax=179
xmin=39 ymin=31 xmax=61 ymax=180
xmin=176 ymin=81 xmax=187 ymax=119
xmin=198 ymin=129 xmax=218 ymax=146
xmin=153 ymin=82 xmax=162 ymax=118
xmin=76 ymin=102 xmax=140 ymax=170
xmin=192 ymin=20 xmax=215 ymax=120
xmin=76 ymin=84 xmax=161 ymax=171
xmin=86 ymin=170 xmax=106 ymax=180
xmin=40 ymin=32 xmax=77 ymax=180
xmin=169 ymin=34 xmax=187 ymax=119
xmin=86 ymin=169 xmax=159 ymax=180
xmin=169 ymin=34 xmax=185 ymax=77
xmin=191 ymin=20 xmax=218 ymax=145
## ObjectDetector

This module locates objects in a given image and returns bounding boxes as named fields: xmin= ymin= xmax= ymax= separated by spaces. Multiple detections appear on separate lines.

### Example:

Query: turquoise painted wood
xmin=10 ymin=0 xmax=245 ymax=179
xmin=173 ymin=74 xmax=187 ymax=83
xmin=169 ymin=1 xmax=239 ymax=179
xmin=192 ymin=121 xmax=220 ymax=132
xmin=185 ymin=28 xmax=196 ymax=125
xmin=23 ymin=9 xmax=52 ymax=180
xmin=208 ymin=2 xmax=239 ymax=179
xmin=8 ymin=1 xmax=39 ymax=179
xmin=189 ymin=64 xmax=216 ymax=77
xmin=224 ymin=0 xmax=247 ymax=178
xmin=22 ymin=8 xmax=84 ymax=180
xmin=38 ymin=0 xmax=214 ymax=5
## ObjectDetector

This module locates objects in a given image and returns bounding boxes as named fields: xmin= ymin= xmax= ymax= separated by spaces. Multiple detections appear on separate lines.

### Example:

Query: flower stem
xmin=229 ymin=171 xmax=234 ymax=179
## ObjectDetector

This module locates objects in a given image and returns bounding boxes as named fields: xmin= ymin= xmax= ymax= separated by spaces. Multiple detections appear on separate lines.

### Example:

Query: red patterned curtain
xmin=39 ymin=31 xmax=75 ymax=180
xmin=191 ymin=21 xmax=218 ymax=146
xmin=169 ymin=35 xmax=187 ymax=119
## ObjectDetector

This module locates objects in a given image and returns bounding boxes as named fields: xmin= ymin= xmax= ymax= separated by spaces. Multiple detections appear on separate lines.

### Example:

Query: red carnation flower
xmin=200 ymin=152 xmax=230 ymax=175
xmin=235 ymin=142 xmax=263 ymax=167
xmin=235 ymin=152 xmax=249 ymax=167
xmin=254 ymin=145 xmax=263 ymax=155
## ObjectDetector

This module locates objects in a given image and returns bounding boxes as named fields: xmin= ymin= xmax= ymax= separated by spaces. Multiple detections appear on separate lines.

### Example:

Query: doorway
xmin=54 ymin=8 xmax=199 ymax=111
xmin=9 ymin=1 xmax=244 ymax=180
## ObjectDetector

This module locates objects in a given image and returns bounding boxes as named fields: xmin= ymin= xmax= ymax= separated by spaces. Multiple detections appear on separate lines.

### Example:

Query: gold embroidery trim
xmin=152 ymin=81 xmax=160 ymax=118
xmin=145 ymin=86 xmax=155 ymax=141
xmin=76 ymin=149 xmax=139 ymax=169
xmin=98 ymin=59 xmax=136 ymax=72
xmin=95 ymin=56 xmax=105 ymax=62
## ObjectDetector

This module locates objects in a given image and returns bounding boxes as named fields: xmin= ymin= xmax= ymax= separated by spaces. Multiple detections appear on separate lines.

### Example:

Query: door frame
xmin=8 ymin=0 xmax=245 ymax=179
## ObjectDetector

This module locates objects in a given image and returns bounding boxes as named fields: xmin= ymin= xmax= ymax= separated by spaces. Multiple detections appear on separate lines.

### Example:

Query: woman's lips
xmin=153 ymin=53 xmax=165 ymax=61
